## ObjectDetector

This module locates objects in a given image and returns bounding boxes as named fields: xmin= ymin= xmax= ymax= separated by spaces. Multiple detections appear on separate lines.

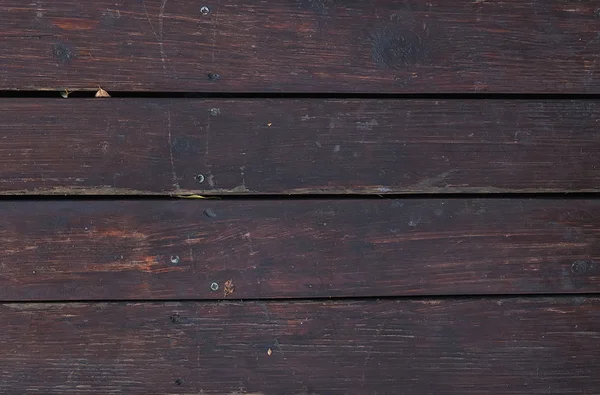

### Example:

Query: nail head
xmin=201 ymin=6 xmax=210 ymax=15
xmin=210 ymin=282 xmax=219 ymax=291
xmin=170 ymin=255 xmax=180 ymax=264
xmin=196 ymin=174 xmax=205 ymax=183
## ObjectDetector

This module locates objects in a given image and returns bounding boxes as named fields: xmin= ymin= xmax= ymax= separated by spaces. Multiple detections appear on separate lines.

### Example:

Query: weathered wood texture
xmin=2 ymin=199 xmax=599 ymax=301
xmin=2 ymin=297 xmax=599 ymax=394
xmin=2 ymin=0 xmax=600 ymax=92
xmin=2 ymin=99 xmax=600 ymax=195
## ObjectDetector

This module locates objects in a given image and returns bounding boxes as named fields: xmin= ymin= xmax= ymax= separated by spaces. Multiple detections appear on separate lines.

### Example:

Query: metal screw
xmin=209 ymin=108 xmax=220 ymax=117
xmin=201 ymin=6 xmax=210 ymax=15
xmin=210 ymin=282 xmax=219 ymax=291
xmin=170 ymin=255 xmax=180 ymax=264
xmin=196 ymin=174 xmax=205 ymax=183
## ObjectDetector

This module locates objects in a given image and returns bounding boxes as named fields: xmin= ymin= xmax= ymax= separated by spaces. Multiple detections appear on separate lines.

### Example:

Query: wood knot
xmin=372 ymin=27 xmax=426 ymax=69
xmin=571 ymin=260 xmax=594 ymax=274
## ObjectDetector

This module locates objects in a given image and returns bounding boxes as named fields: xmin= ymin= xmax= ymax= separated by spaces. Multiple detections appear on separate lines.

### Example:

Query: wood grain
xmin=2 ymin=297 xmax=599 ymax=394
xmin=2 ymin=0 xmax=600 ymax=92
xmin=2 ymin=199 xmax=600 ymax=301
xmin=2 ymin=99 xmax=600 ymax=195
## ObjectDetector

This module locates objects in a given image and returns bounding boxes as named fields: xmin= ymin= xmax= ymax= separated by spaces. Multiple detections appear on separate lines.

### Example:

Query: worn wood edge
xmin=3 ymin=186 xmax=600 ymax=196
xmin=3 ymin=98 xmax=600 ymax=195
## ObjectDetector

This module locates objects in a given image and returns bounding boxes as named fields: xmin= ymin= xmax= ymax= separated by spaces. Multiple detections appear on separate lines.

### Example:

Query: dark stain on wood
xmin=1 ymin=298 xmax=599 ymax=394
xmin=1 ymin=99 xmax=600 ymax=195
xmin=51 ymin=42 xmax=74 ymax=64
xmin=297 ymin=0 xmax=340 ymax=15
xmin=1 ymin=199 xmax=600 ymax=301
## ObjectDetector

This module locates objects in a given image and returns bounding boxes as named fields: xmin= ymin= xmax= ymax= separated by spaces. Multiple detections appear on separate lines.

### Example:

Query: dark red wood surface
xmin=2 ymin=99 xmax=600 ymax=195
xmin=2 ymin=0 xmax=600 ymax=92
xmin=2 ymin=297 xmax=599 ymax=394
xmin=1 ymin=199 xmax=599 ymax=301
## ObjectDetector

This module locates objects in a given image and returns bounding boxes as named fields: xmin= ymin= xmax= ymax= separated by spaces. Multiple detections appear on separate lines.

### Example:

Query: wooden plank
xmin=2 ymin=0 xmax=600 ymax=92
xmin=1 ymin=297 xmax=599 ymax=393
xmin=2 ymin=199 xmax=600 ymax=301
xmin=2 ymin=99 xmax=600 ymax=195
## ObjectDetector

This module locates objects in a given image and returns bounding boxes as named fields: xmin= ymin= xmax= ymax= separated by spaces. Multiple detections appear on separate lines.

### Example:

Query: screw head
xmin=210 ymin=282 xmax=219 ymax=291
xmin=201 ymin=6 xmax=210 ymax=15
xmin=170 ymin=255 xmax=180 ymax=264
xmin=195 ymin=174 xmax=205 ymax=183
xmin=209 ymin=108 xmax=220 ymax=117
xmin=207 ymin=73 xmax=220 ymax=81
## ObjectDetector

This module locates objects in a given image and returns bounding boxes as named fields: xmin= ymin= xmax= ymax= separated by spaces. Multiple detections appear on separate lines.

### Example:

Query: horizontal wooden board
xmin=2 ymin=0 xmax=600 ymax=92
xmin=2 ymin=297 xmax=599 ymax=394
xmin=1 ymin=199 xmax=600 ymax=301
xmin=2 ymin=99 xmax=600 ymax=195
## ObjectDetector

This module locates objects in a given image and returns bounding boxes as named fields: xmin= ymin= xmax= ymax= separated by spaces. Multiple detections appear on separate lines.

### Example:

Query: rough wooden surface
xmin=2 ymin=297 xmax=599 ymax=394
xmin=2 ymin=199 xmax=599 ymax=301
xmin=2 ymin=0 xmax=600 ymax=92
xmin=2 ymin=99 xmax=600 ymax=195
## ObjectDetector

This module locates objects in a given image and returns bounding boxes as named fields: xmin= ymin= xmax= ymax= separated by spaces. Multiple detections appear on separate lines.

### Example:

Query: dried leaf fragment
xmin=224 ymin=279 xmax=235 ymax=297
xmin=95 ymin=87 xmax=111 ymax=98
xmin=178 ymin=195 xmax=207 ymax=199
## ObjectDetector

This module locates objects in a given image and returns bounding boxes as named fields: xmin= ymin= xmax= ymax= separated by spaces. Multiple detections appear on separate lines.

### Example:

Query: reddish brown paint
xmin=0 ymin=199 xmax=599 ymax=301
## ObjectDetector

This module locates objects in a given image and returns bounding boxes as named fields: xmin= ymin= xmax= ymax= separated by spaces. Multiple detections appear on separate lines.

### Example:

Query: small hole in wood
xmin=207 ymin=73 xmax=220 ymax=81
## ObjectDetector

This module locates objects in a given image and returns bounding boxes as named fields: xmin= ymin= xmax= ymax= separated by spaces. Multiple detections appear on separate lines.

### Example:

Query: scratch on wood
xmin=415 ymin=169 xmax=458 ymax=188
xmin=204 ymin=114 xmax=215 ymax=187
xmin=211 ymin=0 xmax=221 ymax=63
xmin=244 ymin=232 xmax=257 ymax=256
xmin=166 ymin=109 xmax=179 ymax=189
xmin=158 ymin=0 xmax=169 ymax=73
xmin=141 ymin=0 xmax=168 ymax=74
xmin=259 ymin=302 xmax=271 ymax=321
xmin=274 ymin=338 xmax=287 ymax=360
